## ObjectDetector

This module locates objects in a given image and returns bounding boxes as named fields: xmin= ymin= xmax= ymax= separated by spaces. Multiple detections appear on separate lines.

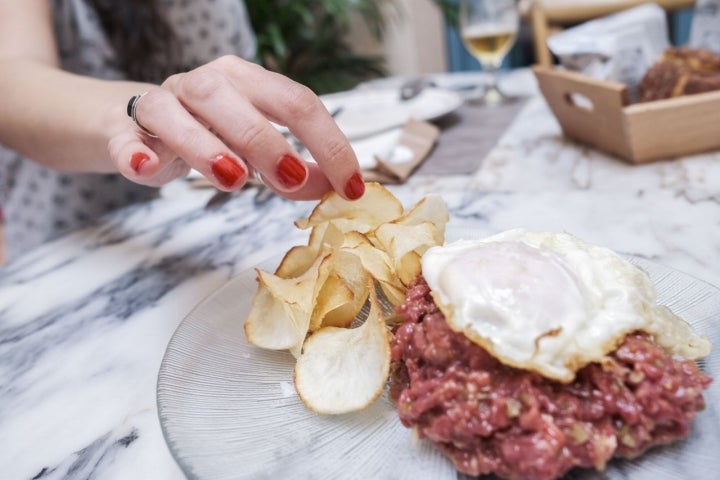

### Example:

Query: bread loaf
xmin=638 ymin=47 xmax=720 ymax=102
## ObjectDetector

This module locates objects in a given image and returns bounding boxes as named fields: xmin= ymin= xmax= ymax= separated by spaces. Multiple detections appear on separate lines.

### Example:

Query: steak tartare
xmin=390 ymin=277 xmax=713 ymax=480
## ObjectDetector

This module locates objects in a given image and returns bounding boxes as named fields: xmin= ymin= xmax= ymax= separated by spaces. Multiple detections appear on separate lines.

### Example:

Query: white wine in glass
xmin=460 ymin=0 xmax=519 ymax=104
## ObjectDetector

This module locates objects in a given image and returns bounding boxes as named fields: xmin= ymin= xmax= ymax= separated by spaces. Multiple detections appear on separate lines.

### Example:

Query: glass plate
xmin=320 ymin=87 xmax=463 ymax=140
xmin=157 ymin=250 xmax=719 ymax=480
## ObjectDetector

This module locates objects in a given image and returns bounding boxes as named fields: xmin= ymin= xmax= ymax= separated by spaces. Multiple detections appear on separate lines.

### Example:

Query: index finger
xmin=214 ymin=58 xmax=365 ymax=200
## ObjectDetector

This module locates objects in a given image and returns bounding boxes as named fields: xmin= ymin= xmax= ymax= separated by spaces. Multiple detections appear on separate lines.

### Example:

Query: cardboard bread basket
xmin=532 ymin=65 xmax=720 ymax=163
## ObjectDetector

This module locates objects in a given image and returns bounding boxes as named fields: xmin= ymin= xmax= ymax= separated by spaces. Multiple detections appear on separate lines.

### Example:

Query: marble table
xmin=1 ymin=70 xmax=719 ymax=479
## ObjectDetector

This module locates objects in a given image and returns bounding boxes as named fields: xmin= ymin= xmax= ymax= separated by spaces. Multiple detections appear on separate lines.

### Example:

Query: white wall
xmin=348 ymin=0 xmax=449 ymax=76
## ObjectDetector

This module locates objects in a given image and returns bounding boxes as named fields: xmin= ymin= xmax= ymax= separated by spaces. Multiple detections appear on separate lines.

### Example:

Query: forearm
xmin=0 ymin=59 xmax=154 ymax=173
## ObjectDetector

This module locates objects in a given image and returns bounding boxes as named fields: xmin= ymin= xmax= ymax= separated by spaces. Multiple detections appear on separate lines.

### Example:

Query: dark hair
xmin=88 ymin=0 xmax=181 ymax=82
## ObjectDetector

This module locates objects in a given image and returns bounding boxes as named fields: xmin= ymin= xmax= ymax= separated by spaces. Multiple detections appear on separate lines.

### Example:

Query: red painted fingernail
xmin=276 ymin=154 xmax=307 ymax=189
xmin=344 ymin=171 xmax=365 ymax=200
xmin=211 ymin=154 xmax=246 ymax=188
xmin=130 ymin=152 xmax=150 ymax=173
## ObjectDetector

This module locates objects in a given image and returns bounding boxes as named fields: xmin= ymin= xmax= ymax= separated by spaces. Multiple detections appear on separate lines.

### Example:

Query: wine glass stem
xmin=483 ymin=61 xmax=502 ymax=94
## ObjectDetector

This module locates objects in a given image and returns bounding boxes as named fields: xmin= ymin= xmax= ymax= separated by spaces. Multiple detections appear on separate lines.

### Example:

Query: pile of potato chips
xmin=244 ymin=183 xmax=449 ymax=414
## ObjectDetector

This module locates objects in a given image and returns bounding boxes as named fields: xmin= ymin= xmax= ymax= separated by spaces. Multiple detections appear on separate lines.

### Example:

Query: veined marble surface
xmin=1 ymin=70 xmax=719 ymax=479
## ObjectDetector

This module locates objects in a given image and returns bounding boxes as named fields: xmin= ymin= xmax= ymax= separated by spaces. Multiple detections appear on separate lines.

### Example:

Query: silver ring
xmin=126 ymin=92 xmax=158 ymax=138
xmin=248 ymin=166 xmax=267 ymax=187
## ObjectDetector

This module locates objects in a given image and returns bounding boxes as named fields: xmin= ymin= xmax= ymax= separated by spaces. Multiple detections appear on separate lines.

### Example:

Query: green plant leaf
xmin=245 ymin=0 xmax=457 ymax=94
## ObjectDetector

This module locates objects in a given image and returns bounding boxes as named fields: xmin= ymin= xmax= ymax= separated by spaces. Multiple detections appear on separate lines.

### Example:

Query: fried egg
xmin=421 ymin=229 xmax=711 ymax=382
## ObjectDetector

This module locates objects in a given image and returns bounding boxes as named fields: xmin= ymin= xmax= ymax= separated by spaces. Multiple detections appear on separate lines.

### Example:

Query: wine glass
xmin=459 ymin=0 xmax=519 ymax=105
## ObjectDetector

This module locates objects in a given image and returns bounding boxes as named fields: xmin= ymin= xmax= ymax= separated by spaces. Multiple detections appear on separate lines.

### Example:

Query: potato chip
xmin=397 ymin=250 xmax=423 ymax=287
xmin=245 ymin=182 xmax=451 ymax=414
xmin=341 ymin=232 xmax=395 ymax=283
xmin=374 ymin=222 xmax=441 ymax=286
xmin=374 ymin=222 xmax=440 ymax=261
xmin=295 ymin=182 xmax=403 ymax=233
xmin=392 ymin=193 xmax=449 ymax=245
xmin=243 ymin=287 xmax=298 ymax=351
xmin=245 ymin=251 xmax=328 ymax=351
xmin=338 ymin=230 xmax=407 ymax=301
xmin=294 ymin=290 xmax=390 ymax=414
xmin=274 ymin=245 xmax=318 ymax=279
xmin=275 ymin=223 xmax=344 ymax=278
xmin=313 ymin=274 xmax=357 ymax=328
xmin=307 ymin=220 xmax=345 ymax=253
xmin=322 ymin=249 xmax=372 ymax=327
xmin=308 ymin=248 xmax=368 ymax=330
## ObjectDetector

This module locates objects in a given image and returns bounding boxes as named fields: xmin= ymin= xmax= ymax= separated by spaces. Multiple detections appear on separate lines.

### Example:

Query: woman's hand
xmin=108 ymin=56 xmax=365 ymax=201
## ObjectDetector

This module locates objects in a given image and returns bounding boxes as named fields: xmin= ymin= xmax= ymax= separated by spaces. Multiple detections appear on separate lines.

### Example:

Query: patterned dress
xmin=0 ymin=0 xmax=256 ymax=260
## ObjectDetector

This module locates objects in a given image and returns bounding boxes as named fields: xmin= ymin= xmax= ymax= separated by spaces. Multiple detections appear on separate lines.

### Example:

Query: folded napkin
xmin=362 ymin=119 xmax=440 ymax=184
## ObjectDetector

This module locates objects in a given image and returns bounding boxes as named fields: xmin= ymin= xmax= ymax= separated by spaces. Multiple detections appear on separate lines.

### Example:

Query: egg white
xmin=421 ymin=229 xmax=711 ymax=382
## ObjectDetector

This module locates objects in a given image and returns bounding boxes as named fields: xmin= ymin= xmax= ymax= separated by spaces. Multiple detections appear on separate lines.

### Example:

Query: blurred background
xmin=244 ymin=0 xmax=696 ymax=95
